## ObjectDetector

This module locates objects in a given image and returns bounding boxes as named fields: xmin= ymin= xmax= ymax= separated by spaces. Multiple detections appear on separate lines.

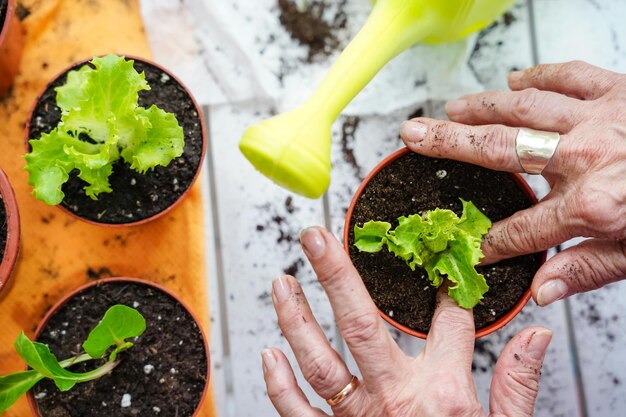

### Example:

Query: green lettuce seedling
xmin=239 ymin=0 xmax=515 ymax=198
xmin=354 ymin=199 xmax=492 ymax=308
xmin=25 ymin=54 xmax=185 ymax=205
xmin=0 ymin=305 xmax=146 ymax=414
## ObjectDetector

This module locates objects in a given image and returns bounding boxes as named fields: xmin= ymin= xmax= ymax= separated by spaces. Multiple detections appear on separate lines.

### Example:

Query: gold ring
xmin=515 ymin=128 xmax=561 ymax=174
xmin=326 ymin=375 xmax=359 ymax=407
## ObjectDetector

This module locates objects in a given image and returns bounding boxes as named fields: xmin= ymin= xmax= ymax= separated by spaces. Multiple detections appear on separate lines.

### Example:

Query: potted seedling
xmin=25 ymin=54 xmax=206 ymax=226
xmin=0 ymin=278 xmax=210 ymax=416
xmin=239 ymin=0 xmax=515 ymax=198
xmin=344 ymin=148 xmax=547 ymax=339
xmin=0 ymin=0 xmax=24 ymax=97
xmin=0 ymin=167 xmax=20 ymax=296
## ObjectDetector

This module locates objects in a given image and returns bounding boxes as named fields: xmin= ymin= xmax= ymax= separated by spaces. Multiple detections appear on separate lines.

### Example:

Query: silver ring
xmin=515 ymin=128 xmax=561 ymax=174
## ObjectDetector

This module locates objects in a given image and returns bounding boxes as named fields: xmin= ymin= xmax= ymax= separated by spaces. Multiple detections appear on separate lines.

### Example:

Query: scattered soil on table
xmin=277 ymin=0 xmax=347 ymax=61
xmin=33 ymin=281 xmax=208 ymax=417
xmin=28 ymin=59 xmax=203 ymax=224
xmin=348 ymin=152 xmax=542 ymax=333
xmin=0 ymin=193 xmax=6 ymax=262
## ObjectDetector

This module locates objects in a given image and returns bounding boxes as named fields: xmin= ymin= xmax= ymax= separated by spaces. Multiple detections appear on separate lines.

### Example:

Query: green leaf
xmin=82 ymin=305 xmax=146 ymax=360
xmin=354 ymin=221 xmax=391 ymax=252
xmin=0 ymin=371 xmax=44 ymax=414
xmin=352 ymin=199 xmax=492 ymax=308
xmin=432 ymin=237 xmax=490 ymax=309
xmin=59 ymin=55 xmax=150 ymax=143
xmin=122 ymin=105 xmax=185 ymax=173
xmin=24 ymin=129 xmax=115 ymax=204
xmin=25 ymin=54 xmax=185 ymax=205
xmin=14 ymin=333 xmax=78 ymax=391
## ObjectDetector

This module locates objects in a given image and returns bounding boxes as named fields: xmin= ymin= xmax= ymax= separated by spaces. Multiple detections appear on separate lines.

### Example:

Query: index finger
xmin=423 ymin=286 xmax=475 ymax=370
xmin=300 ymin=227 xmax=405 ymax=392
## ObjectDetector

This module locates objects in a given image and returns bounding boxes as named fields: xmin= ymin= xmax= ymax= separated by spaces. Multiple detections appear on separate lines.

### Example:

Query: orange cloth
xmin=0 ymin=1 xmax=216 ymax=416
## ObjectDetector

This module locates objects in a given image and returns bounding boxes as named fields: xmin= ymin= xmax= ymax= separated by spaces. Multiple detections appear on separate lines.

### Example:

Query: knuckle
xmin=300 ymin=351 xmax=340 ymax=391
xmin=505 ymin=368 xmax=541 ymax=401
xmin=502 ymin=213 xmax=538 ymax=254
xmin=511 ymin=88 xmax=540 ymax=122
xmin=483 ymin=126 xmax=514 ymax=168
xmin=429 ymin=380 xmax=478 ymax=416
xmin=574 ymin=189 xmax=621 ymax=237
xmin=380 ymin=397 xmax=415 ymax=417
xmin=266 ymin=378 xmax=292 ymax=403
xmin=339 ymin=310 xmax=382 ymax=348
xmin=318 ymin=261 xmax=349 ymax=287
xmin=432 ymin=306 xmax=472 ymax=330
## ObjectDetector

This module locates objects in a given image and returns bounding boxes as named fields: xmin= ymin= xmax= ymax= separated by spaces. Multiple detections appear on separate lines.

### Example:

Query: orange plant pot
xmin=0 ymin=167 xmax=20 ymax=298
xmin=24 ymin=55 xmax=207 ymax=227
xmin=343 ymin=147 xmax=547 ymax=339
xmin=0 ymin=0 xmax=24 ymax=97
xmin=26 ymin=277 xmax=211 ymax=417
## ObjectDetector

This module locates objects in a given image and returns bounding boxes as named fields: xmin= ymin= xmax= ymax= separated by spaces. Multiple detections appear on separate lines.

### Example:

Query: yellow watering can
xmin=239 ymin=0 xmax=515 ymax=199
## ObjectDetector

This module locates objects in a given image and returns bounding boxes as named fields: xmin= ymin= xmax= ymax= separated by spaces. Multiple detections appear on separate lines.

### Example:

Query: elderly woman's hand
xmin=400 ymin=60 xmax=626 ymax=306
xmin=262 ymin=227 xmax=551 ymax=417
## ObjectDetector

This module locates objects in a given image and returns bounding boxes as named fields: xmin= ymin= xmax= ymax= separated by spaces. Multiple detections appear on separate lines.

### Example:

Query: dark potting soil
xmin=277 ymin=0 xmax=347 ymax=61
xmin=32 ymin=281 xmax=208 ymax=417
xmin=0 ymin=0 xmax=7 ymax=32
xmin=348 ymin=152 xmax=543 ymax=333
xmin=0 ymin=193 xmax=6 ymax=262
xmin=28 ymin=59 xmax=203 ymax=224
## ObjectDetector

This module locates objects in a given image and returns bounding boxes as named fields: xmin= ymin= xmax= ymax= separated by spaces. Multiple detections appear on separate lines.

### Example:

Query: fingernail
xmin=445 ymin=99 xmax=467 ymax=116
xmin=272 ymin=275 xmax=291 ymax=302
xmin=300 ymin=227 xmax=325 ymax=259
xmin=536 ymin=279 xmax=568 ymax=306
xmin=262 ymin=348 xmax=276 ymax=372
xmin=508 ymin=70 xmax=523 ymax=83
xmin=400 ymin=120 xmax=427 ymax=143
xmin=527 ymin=329 xmax=553 ymax=360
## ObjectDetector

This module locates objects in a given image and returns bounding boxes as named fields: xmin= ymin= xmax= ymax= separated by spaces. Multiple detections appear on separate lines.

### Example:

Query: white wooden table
xmin=141 ymin=1 xmax=626 ymax=416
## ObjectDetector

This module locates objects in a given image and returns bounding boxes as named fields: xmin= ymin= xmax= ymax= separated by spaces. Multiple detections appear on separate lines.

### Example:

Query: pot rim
xmin=24 ymin=54 xmax=208 ymax=227
xmin=0 ymin=0 xmax=15 ymax=45
xmin=26 ymin=276 xmax=211 ymax=417
xmin=343 ymin=147 xmax=547 ymax=340
xmin=0 ymin=167 xmax=20 ymax=295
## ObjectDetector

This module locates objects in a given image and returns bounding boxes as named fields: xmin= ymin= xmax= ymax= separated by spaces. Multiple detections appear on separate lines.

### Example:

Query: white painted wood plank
xmin=200 ymin=154 xmax=230 ymax=416
xmin=327 ymin=2 xmax=581 ymax=416
xmin=209 ymin=103 xmax=337 ymax=417
xmin=533 ymin=1 xmax=626 ymax=416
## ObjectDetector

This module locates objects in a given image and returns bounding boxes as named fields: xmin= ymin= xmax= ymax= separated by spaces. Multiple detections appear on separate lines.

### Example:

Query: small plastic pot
xmin=0 ymin=167 xmax=20 ymax=296
xmin=26 ymin=277 xmax=211 ymax=417
xmin=343 ymin=147 xmax=547 ymax=339
xmin=24 ymin=55 xmax=207 ymax=227
xmin=0 ymin=0 xmax=24 ymax=97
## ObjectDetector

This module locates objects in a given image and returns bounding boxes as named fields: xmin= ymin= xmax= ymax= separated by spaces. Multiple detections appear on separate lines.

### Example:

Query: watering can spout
xmin=239 ymin=0 xmax=516 ymax=199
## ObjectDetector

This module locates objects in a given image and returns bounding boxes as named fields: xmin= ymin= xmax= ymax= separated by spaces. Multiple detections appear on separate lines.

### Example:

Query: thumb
xmin=489 ymin=327 xmax=552 ymax=417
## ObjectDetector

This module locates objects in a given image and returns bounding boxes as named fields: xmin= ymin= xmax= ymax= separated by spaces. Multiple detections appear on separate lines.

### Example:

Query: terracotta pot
xmin=26 ymin=277 xmax=211 ymax=417
xmin=343 ymin=147 xmax=547 ymax=339
xmin=0 ymin=167 xmax=20 ymax=296
xmin=0 ymin=0 xmax=24 ymax=97
xmin=25 ymin=55 xmax=207 ymax=227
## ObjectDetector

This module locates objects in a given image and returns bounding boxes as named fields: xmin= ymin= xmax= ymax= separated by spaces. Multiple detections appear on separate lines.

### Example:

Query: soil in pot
xmin=348 ymin=152 xmax=543 ymax=334
xmin=0 ymin=0 xmax=7 ymax=31
xmin=32 ymin=281 xmax=208 ymax=417
xmin=0 ymin=193 xmax=6 ymax=262
xmin=28 ymin=59 xmax=203 ymax=224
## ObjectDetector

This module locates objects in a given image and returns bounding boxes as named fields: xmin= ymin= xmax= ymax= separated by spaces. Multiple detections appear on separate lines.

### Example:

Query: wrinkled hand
xmin=262 ymin=227 xmax=552 ymax=417
xmin=400 ymin=61 xmax=626 ymax=306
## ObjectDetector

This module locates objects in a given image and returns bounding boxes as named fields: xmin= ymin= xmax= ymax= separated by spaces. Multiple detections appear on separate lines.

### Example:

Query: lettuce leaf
xmin=354 ymin=199 xmax=492 ymax=308
xmin=25 ymin=54 xmax=185 ymax=205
